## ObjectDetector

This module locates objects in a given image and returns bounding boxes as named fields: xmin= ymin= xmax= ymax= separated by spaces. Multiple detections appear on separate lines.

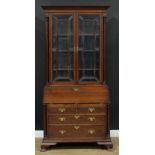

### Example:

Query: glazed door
xmin=49 ymin=14 xmax=74 ymax=82
xmin=78 ymin=14 xmax=101 ymax=82
xmin=49 ymin=13 xmax=103 ymax=83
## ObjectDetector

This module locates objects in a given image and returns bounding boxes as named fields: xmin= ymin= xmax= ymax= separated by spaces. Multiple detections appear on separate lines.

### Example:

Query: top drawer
xmin=47 ymin=103 xmax=106 ymax=114
xmin=47 ymin=104 xmax=76 ymax=114
xmin=78 ymin=103 xmax=106 ymax=114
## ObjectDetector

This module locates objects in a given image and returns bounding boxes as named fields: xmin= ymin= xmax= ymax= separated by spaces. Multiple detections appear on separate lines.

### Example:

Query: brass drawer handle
xmin=59 ymin=130 xmax=66 ymax=135
xmin=74 ymin=115 xmax=80 ymax=119
xmin=74 ymin=126 xmax=80 ymax=130
xmin=88 ymin=107 xmax=95 ymax=113
xmin=72 ymin=87 xmax=80 ymax=91
xmin=88 ymin=129 xmax=95 ymax=134
xmin=58 ymin=107 xmax=66 ymax=113
xmin=88 ymin=117 xmax=95 ymax=122
xmin=58 ymin=117 xmax=66 ymax=122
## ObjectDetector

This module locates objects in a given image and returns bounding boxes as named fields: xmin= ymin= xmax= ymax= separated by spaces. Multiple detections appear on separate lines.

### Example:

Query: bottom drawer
xmin=47 ymin=125 xmax=106 ymax=139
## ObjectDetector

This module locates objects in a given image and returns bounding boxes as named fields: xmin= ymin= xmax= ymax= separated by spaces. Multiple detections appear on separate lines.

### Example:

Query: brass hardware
xmin=74 ymin=126 xmax=80 ymax=130
xmin=59 ymin=130 xmax=66 ymax=135
xmin=74 ymin=115 xmax=80 ymax=119
xmin=88 ymin=117 xmax=95 ymax=122
xmin=88 ymin=129 xmax=95 ymax=134
xmin=88 ymin=107 xmax=95 ymax=113
xmin=58 ymin=107 xmax=66 ymax=113
xmin=72 ymin=87 xmax=80 ymax=91
xmin=58 ymin=117 xmax=66 ymax=122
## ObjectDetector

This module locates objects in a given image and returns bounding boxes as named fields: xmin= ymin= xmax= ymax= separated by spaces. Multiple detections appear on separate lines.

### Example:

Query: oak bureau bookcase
xmin=41 ymin=5 xmax=113 ymax=151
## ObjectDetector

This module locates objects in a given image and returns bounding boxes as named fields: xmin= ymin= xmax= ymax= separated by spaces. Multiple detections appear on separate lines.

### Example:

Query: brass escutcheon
xmin=59 ymin=130 xmax=66 ymax=135
xmin=58 ymin=117 xmax=66 ymax=122
xmin=72 ymin=87 xmax=80 ymax=91
xmin=88 ymin=107 xmax=95 ymax=113
xmin=88 ymin=117 xmax=95 ymax=122
xmin=88 ymin=129 xmax=95 ymax=134
xmin=74 ymin=115 xmax=80 ymax=119
xmin=58 ymin=107 xmax=66 ymax=113
xmin=74 ymin=126 xmax=80 ymax=130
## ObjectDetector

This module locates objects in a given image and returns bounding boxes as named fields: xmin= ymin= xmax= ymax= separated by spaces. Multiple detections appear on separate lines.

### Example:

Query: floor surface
xmin=35 ymin=138 xmax=119 ymax=155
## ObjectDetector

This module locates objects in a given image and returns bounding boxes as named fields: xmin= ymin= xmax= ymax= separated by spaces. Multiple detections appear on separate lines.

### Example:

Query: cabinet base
xmin=40 ymin=138 xmax=113 ymax=151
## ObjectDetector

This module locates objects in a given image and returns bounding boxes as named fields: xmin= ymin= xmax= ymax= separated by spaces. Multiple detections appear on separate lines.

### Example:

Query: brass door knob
xmin=88 ymin=117 xmax=95 ymax=122
xmin=88 ymin=129 xmax=95 ymax=134
xmin=58 ymin=107 xmax=66 ymax=113
xmin=74 ymin=115 xmax=80 ymax=119
xmin=88 ymin=107 xmax=95 ymax=113
xmin=58 ymin=117 xmax=66 ymax=122
xmin=74 ymin=126 xmax=80 ymax=130
xmin=59 ymin=130 xmax=66 ymax=135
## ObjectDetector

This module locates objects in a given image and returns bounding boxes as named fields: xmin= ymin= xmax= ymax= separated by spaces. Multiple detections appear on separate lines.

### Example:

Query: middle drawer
xmin=47 ymin=114 xmax=106 ymax=125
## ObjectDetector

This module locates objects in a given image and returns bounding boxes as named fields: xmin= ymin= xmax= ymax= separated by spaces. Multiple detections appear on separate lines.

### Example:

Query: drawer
xmin=47 ymin=104 xmax=76 ymax=114
xmin=78 ymin=103 xmax=106 ymax=114
xmin=47 ymin=114 xmax=106 ymax=125
xmin=47 ymin=125 xmax=106 ymax=138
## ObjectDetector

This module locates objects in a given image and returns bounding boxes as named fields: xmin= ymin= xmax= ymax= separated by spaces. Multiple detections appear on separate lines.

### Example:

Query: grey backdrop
xmin=35 ymin=0 xmax=119 ymax=130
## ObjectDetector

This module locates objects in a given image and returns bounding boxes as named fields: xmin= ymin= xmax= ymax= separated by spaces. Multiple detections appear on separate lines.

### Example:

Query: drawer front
xmin=47 ymin=103 xmax=106 ymax=114
xmin=47 ymin=125 xmax=106 ymax=138
xmin=47 ymin=104 xmax=76 ymax=114
xmin=78 ymin=103 xmax=106 ymax=114
xmin=47 ymin=114 xmax=106 ymax=125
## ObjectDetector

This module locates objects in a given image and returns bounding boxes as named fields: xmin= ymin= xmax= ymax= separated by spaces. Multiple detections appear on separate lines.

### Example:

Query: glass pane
xmin=78 ymin=15 xmax=100 ymax=81
xmin=52 ymin=15 xmax=74 ymax=81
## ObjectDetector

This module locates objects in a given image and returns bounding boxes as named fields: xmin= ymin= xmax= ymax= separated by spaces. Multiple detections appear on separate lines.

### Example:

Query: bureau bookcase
xmin=41 ymin=6 xmax=113 ymax=151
